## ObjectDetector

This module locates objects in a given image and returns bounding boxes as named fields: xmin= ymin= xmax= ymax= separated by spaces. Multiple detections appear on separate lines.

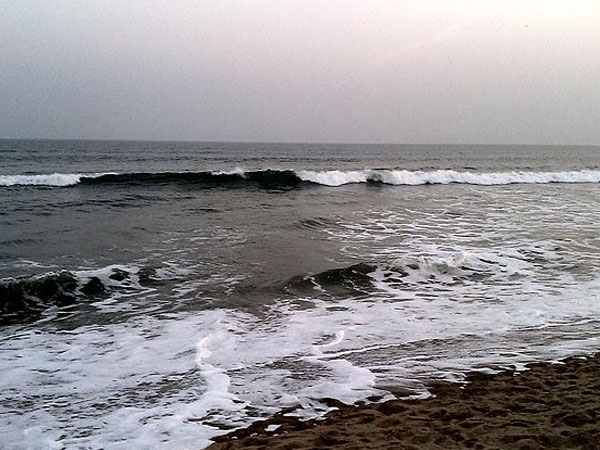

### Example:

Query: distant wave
xmin=0 ymin=173 xmax=100 ymax=187
xmin=3 ymin=169 xmax=600 ymax=188
xmin=295 ymin=169 xmax=600 ymax=186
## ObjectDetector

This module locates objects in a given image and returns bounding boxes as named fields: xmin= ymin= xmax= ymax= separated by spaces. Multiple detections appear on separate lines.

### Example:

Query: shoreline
xmin=208 ymin=354 xmax=600 ymax=449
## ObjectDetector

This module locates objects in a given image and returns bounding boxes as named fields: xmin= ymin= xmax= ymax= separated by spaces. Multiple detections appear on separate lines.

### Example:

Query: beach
xmin=209 ymin=353 xmax=600 ymax=449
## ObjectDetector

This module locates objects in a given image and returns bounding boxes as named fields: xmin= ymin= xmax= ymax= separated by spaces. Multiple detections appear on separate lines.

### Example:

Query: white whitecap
xmin=295 ymin=169 xmax=600 ymax=186
xmin=0 ymin=173 xmax=107 ymax=187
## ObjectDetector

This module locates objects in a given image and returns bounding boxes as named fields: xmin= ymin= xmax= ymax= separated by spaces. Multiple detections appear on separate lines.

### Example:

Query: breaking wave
xmin=2 ymin=169 xmax=600 ymax=188
xmin=285 ymin=263 xmax=376 ymax=297
xmin=0 ymin=253 xmax=506 ymax=326
xmin=0 ymin=265 xmax=165 ymax=325
xmin=0 ymin=173 xmax=101 ymax=187
xmin=282 ymin=251 xmax=516 ymax=299
xmin=0 ymin=170 xmax=299 ymax=188
xmin=295 ymin=169 xmax=600 ymax=186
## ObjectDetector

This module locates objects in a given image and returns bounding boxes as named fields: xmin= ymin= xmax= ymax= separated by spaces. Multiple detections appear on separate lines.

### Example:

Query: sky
xmin=1 ymin=0 xmax=600 ymax=144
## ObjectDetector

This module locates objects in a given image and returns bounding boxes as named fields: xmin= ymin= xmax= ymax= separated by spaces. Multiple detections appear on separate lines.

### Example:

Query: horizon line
xmin=1 ymin=137 xmax=599 ymax=147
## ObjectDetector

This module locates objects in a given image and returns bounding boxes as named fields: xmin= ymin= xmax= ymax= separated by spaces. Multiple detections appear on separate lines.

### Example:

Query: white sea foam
xmin=211 ymin=167 xmax=246 ymax=176
xmin=0 ymin=173 xmax=107 ymax=186
xmin=3 ymin=257 xmax=600 ymax=449
xmin=296 ymin=169 xmax=600 ymax=186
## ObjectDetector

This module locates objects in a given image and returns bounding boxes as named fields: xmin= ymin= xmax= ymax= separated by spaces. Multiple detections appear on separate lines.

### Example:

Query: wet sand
xmin=208 ymin=354 xmax=600 ymax=449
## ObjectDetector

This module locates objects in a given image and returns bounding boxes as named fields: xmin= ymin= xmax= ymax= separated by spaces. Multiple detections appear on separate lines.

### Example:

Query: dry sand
xmin=208 ymin=354 xmax=600 ymax=449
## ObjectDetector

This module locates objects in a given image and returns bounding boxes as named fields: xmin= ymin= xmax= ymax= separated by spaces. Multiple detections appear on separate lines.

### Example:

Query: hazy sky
xmin=2 ymin=1 xmax=600 ymax=144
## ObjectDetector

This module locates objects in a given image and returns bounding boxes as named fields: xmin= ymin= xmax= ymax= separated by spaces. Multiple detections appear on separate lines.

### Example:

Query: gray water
xmin=1 ymin=140 xmax=600 ymax=449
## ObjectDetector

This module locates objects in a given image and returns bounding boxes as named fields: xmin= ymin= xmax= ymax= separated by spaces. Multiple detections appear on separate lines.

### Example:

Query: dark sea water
xmin=2 ymin=139 xmax=600 ymax=449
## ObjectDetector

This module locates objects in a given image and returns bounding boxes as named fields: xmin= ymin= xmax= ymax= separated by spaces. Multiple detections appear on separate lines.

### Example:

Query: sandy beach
xmin=209 ymin=354 xmax=600 ymax=449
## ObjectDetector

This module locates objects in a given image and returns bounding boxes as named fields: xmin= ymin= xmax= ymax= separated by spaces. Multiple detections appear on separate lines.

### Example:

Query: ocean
xmin=2 ymin=140 xmax=600 ymax=449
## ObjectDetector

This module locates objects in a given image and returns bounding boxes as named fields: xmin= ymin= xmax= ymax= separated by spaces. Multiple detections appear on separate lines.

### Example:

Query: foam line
xmin=0 ymin=173 xmax=88 ymax=186
xmin=3 ymin=169 xmax=600 ymax=187
xmin=295 ymin=169 xmax=600 ymax=186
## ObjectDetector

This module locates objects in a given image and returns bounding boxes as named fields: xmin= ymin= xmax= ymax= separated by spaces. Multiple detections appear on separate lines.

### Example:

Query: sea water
xmin=1 ymin=140 xmax=600 ymax=449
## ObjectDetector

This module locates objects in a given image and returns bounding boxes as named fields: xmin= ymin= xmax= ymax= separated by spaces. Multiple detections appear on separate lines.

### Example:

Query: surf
xmin=3 ymin=168 xmax=600 ymax=188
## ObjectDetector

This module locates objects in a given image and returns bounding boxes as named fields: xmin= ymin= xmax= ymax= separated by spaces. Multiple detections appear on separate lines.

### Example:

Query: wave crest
xmin=296 ymin=169 xmax=600 ymax=186
xmin=0 ymin=173 xmax=89 ymax=187
xmin=0 ymin=265 xmax=162 ymax=325
xmin=2 ymin=169 xmax=600 ymax=188
xmin=282 ymin=250 xmax=528 ymax=299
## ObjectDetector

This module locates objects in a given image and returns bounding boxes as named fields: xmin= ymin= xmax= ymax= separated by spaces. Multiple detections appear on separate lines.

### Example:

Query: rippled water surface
xmin=1 ymin=140 xmax=600 ymax=449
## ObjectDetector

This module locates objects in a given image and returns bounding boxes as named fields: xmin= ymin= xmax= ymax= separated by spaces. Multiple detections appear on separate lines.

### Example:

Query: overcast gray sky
xmin=2 ymin=1 xmax=600 ymax=144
